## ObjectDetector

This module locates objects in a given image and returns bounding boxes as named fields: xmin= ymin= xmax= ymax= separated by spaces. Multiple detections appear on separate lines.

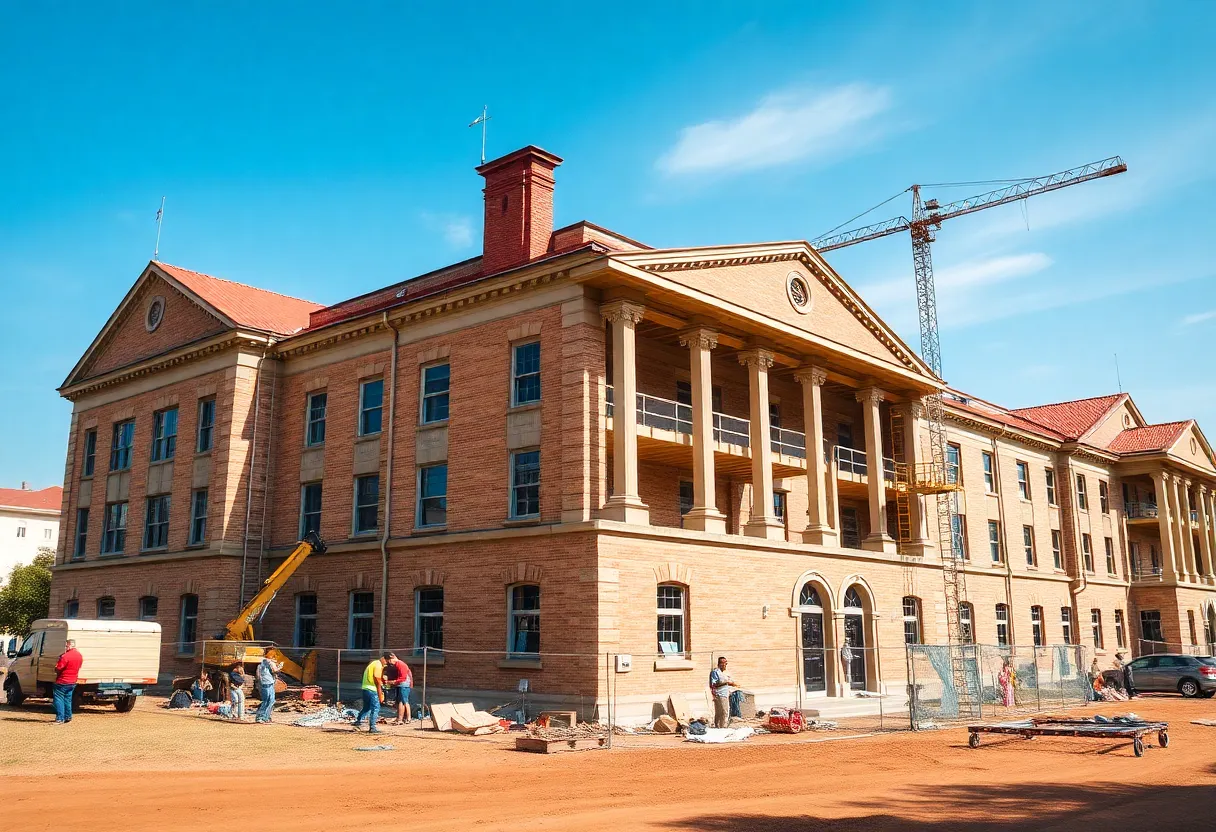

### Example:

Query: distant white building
xmin=0 ymin=483 xmax=62 ymax=581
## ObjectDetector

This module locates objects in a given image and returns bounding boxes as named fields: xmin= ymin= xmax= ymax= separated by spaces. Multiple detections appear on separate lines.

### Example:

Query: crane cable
xmin=813 ymin=187 xmax=909 ymax=241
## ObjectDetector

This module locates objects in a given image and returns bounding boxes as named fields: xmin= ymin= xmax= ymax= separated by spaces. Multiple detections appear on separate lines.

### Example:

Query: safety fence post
xmin=605 ymin=652 xmax=612 ymax=750
xmin=421 ymin=646 xmax=429 ymax=727
xmin=336 ymin=648 xmax=342 ymax=706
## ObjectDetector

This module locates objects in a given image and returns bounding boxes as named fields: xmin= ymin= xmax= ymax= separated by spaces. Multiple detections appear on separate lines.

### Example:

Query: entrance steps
xmin=799 ymin=692 xmax=909 ymax=720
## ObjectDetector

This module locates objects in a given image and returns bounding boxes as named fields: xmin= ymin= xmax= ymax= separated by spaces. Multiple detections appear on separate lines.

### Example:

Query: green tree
xmin=0 ymin=549 xmax=54 ymax=637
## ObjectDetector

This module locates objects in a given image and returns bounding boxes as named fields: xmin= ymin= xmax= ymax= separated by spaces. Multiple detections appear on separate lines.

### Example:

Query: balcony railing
xmin=1125 ymin=501 xmax=1159 ymax=520
xmin=833 ymin=446 xmax=896 ymax=481
xmin=606 ymin=387 xmax=753 ymax=448
xmin=771 ymin=426 xmax=806 ymax=458
xmin=1131 ymin=562 xmax=1165 ymax=582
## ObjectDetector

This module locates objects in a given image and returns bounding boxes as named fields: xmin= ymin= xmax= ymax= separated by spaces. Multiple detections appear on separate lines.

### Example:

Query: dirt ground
xmin=1 ymin=695 xmax=1214 ymax=831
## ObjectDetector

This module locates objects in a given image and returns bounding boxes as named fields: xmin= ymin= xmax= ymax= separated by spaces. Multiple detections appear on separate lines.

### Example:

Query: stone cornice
xmin=944 ymin=410 xmax=1062 ymax=453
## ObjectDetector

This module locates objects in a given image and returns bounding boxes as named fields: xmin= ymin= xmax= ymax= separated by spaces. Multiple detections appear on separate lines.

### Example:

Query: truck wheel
xmin=114 ymin=695 xmax=137 ymax=713
xmin=4 ymin=679 xmax=24 ymax=707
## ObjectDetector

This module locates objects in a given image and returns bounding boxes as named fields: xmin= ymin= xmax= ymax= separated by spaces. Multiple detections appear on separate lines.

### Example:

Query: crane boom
xmin=812 ymin=156 xmax=1126 ymax=253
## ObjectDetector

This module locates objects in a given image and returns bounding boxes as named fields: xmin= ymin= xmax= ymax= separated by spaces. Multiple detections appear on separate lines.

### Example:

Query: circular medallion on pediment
xmin=786 ymin=272 xmax=812 ymax=315
xmin=146 ymin=296 xmax=166 ymax=332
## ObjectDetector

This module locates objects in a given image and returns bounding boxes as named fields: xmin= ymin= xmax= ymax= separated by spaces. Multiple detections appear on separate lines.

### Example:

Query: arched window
xmin=657 ymin=584 xmax=687 ymax=657
xmin=959 ymin=602 xmax=975 ymax=644
xmin=799 ymin=583 xmax=822 ymax=608
xmin=902 ymin=596 xmax=922 ymax=645
xmin=96 ymin=597 xmax=115 ymax=618
xmin=843 ymin=586 xmax=863 ymax=610
xmin=508 ymin=584 xmax=540 ymax=655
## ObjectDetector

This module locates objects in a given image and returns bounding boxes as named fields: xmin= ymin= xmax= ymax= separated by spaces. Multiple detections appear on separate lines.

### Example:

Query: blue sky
xmin=2 ymin=1 xmax=1215 ymax=487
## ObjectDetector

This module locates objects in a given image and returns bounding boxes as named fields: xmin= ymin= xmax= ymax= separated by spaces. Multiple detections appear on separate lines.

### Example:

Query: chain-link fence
xmin=1137 ymin=639 xmax=1214 ymax=656
xmin=908 ymin=643 xmax=1094 ymax=728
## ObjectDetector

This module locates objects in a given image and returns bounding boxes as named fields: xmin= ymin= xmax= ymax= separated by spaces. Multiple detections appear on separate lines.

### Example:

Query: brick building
xmin=50 ymin=146 xmax=1216 ymax=718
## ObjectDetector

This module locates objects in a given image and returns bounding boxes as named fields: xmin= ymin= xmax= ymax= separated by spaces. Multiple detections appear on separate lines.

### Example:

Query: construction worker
xmin=383 ymin=651 xmax=413 ymax=725
xmin=254 ymin=655 xmax=282 ymax=723
xmin=354 ymin=655 xmax=384 ymax=733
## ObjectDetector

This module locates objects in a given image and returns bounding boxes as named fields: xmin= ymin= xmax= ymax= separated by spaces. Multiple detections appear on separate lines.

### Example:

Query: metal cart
xmin=966 ymin=717 xmax=1169 ymax=757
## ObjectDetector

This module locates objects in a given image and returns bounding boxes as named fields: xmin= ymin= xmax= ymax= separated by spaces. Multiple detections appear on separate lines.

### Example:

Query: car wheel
xmin=114 ymin=695 xmax=137 ymax=713
xmin=4 ymin=678 xmax=24 ymax=707
xmin=1179 ymin=679 xmax=1200 ymax=698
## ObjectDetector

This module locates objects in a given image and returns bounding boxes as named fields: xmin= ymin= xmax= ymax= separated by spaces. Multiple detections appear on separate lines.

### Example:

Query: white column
xmin=679 ymin=328 xmax=726 ymax=534
xmin=857 ymin=387 xmax=896 ymax=553
xmin=738 ymin=348 xmax=784 ymax=540
xmin=1153 ymin=471 xmax=1179 ymax=582
xmin=1179 ymin=478 xmax=1197 ymax=581
xmin=600 ymin=300 xmax=649 ymax=524
xmin=1197 ymin=484 xmax=1214 ymax=581
xmin=795 ymin=366 xmax=836 ymax=546
xmin=1207 ymin=489 xmax=1216 ymax=580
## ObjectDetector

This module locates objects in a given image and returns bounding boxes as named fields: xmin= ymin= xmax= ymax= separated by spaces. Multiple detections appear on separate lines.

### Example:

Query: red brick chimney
xmin=477 ymin=146 xmax=563 ymax=275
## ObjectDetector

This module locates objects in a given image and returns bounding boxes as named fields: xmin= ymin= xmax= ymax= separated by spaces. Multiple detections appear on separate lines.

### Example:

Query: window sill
xmin=99 ymin=552 xmax=126 ymax=559
xmin=141 ymin=547 xmax=169 ymax=555
xmin=507 ymin=401 xmax=542 ymax=414
xmin=356 ymin=432 xmax=383 ymax=441
xmin=417 ymin=420 xmax=449 ymax=430
xmin=412 ymin=525 xmax=447 ymax=536
xmin=184 ymin=543 xmax=207 ymax=550
xmin=653 ymin=658 xmax=695 ymax=671
xmin=410 ymin=651 xmax=446 ymax=666
xmin=81 ymin=474 xmax=94 ymax=481
xmin=497 ymin=657 xmax=542 ymax=670
xmin=503 ymin=517 xmax=542 ymax=528
xmin=351 ymin=531 xmax=379 ymax=539
xmin=304 ymin=443 xmax=326 ymax=451
xmin=341 ymin=650 xmax=377 ymax=663
xmin=194 ymin=450 xmax=212 ymax=459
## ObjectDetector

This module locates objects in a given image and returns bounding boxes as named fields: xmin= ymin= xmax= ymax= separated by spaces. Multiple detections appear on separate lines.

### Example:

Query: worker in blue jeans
xmin=254 ymin=655 xmax=282 ymax=723
xmin=354 ymin=656 xmax=384 ymax=733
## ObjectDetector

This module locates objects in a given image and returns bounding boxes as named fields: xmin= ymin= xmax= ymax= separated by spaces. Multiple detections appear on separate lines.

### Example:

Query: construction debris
xmin=651 ymin=715 xmax=679 ymax=733
xmin=291 ymin=706 xmax=358 ymax=727
xmin=525 ymin=723 xmax=606 ymax=741
xmin=685 ymin=725 xmax=755 ymax=744
xmin=516 ymin=735 xmax=607 ymax=754
xmin=354 ymin=744 xmax=395 ymax=752
xmin=429 ymin=702 xmax=505 ymax=734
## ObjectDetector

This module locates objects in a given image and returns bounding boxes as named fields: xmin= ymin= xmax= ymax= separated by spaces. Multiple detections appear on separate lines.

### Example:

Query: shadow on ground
xmin=662 ymin=783 xmax=1216 ymax=831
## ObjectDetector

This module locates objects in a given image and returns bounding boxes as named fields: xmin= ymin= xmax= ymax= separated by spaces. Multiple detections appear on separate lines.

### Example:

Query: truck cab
xmin=4 ymin=619 xmax=162 ymax=713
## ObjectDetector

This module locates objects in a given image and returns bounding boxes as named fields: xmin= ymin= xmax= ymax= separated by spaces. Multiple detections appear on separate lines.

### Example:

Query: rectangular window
xmin=773 ymin=491 xmax=787 ymax=523
xmin=418 ymin=464 xmax=448 ymax=527
xmin=946 ymin=443 xmax=961 ymax=484
xmin=982 ymin=452 xmax=996 ymax=493
xmin=1140 ymin=610 xmax=1163 ymax=643
xmin=179 ymin=595 xmax=199 ymax=652
xmin=1016 ymin=461 xmax=1030 ymax=500
xmin=1099 ymin=480 xmax=1109 ymax=513
xmin=988 ymin=520 xmax=1003 ymax=564
xmin=295 ymin=594 xmax=318 ymax=648
xmin=189 ymin=489 xmax=208 ymax=545
xmin=1045 ymin=467 xmax=1056 ymax=505
xmin=1188 ymin=609 xmax=1198 ymax=645
xmin=1051 ymin=529 xmax=1063 ymax=569
xmin=512 ymin=341 xmax=541 ymax=406
xmin=73 ymin=508 xmax=88 ymax=559
xmin=1031 ymin=606 xmax=1044 ymax=647
xmin=995 ymin=604 xmax=1009 ymax=647
xmin=15 ymin=524 xmax=24 ymax=538
xmin=143 ymin=495 xmax=171 ymax=549
xmin=1104 ymin=536 xmax=1116 ymax=574
xmin=951 ymin=514 xmax=968 ymax=560
xmin=97 ymin=597 xmax=115 ymax=618
xmin=1091 ymin=609 xmax=1103 ymax=649
xmin=110 ymin=419 xmax=135 ymax=471
xmin=102 ymin=502 xmax=128 ymax=554
xmin=1114 ymin=610 xmax=1126 ymax=648
xmin=349 ymin=592 xmax=374 ymax=650
xmin=678 ymin=480 xmax=694 ymax=516
xmin=959 ymin=603 xmax=974 ymax=644
xmin=1061 ymin=607 xmax=1073 ymax=645
xmin=1076 ymin=474 xmax=1088 ymax=511
xmin=196 ymin=398 xmax=215 ymax=453
xmin=657 ymin=584 xmax=687 ymax=656
xmin=415 ymin=587 xmax=444 ymax=650
xmin=1023 ymin=525 xmax=1036 ymax=566
xmin=359 ymin=378 xmax=384 ymax=436
xmin=1082 ymin=533 xmax=1093 ymax=572
xmin=768 ymin=402 xmax=781 ymax=429
xmin=841 ymin=507 xmax=861 ymax=549
xmin=150 ymin=407 xmax=178 ymax=462
xmin=139 ymin=596 xmax=158 ymax=621
xmin=63 ymin=600 xmax=79 ymax=619
xmin=353 ymin=475 xmax=380 ymax=535
xmin=300 ymin=482 xmax=322 ymax=537
xmin=82 ymin=429 xmax=97 ymax=477
xmin=421 ymin=363 xmax=451 ymax=423
xmin=510 ymin=450 xmax=540 ymax=519
xmin=902 ymin=597 xmax=922 ymax=645
xmin=306 ymin=392 xmax=327 ymax=446
xmin=508 ymin=584 xmax=541 ymax=655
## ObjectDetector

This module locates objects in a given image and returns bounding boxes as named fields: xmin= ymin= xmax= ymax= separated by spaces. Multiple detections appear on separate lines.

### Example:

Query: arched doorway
xmin=842 ymin=585 xmax=868 ymax=691
xmin=796 ymin=582 xmax=829 ymax=695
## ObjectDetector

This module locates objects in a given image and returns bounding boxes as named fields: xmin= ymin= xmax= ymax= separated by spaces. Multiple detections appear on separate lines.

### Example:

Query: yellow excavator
xmin=202 ymin=531 xmax=327 ymax=685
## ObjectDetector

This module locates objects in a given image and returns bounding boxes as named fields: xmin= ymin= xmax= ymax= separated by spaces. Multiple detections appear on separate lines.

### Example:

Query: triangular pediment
xmin=1168 ymin=422 xmax=1216 ymax=473
xmin=63 ymin=262 xmax=233 ymax=388
xmin=613 ymin=243 xmax=938 ymax=381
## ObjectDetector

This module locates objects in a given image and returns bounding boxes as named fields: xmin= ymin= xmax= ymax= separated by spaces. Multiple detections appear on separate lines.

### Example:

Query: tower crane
xmin=811 ymin=156 xmax=1127 ymax=715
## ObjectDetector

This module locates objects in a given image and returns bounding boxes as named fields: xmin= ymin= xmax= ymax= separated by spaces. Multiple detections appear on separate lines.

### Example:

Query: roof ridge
xmin=158 ymin=262 xmax=321 ymax=307
xmin=1009 ymin=392 xmax=1123 ymax=413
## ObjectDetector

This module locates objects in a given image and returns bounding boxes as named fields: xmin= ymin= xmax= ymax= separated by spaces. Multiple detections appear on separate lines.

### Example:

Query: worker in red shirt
xmin=382 ymin=652 xmax=413 ymax=725
xmin=53 ymin=638 xmax=83 ymax=724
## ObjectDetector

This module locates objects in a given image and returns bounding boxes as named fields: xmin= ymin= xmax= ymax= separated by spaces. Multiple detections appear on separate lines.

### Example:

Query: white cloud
xmin=657 ymin=84 xmax=893 ymax=176
xmin=856 ymin=251 xmax=1052 ymax=312
xmin=1182 ymin=309 xmax=1216 ymax=326
xmin=442 ymin=216 xmax=473 ymax=249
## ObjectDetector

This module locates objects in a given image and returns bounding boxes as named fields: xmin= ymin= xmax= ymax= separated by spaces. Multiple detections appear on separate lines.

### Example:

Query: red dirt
xmin=2 ymin=696 xmax=1214 ymax=831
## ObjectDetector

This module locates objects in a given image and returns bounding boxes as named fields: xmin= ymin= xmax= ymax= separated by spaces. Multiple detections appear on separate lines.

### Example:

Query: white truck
xmin=3 ymin=619 xmax=161 ymax=713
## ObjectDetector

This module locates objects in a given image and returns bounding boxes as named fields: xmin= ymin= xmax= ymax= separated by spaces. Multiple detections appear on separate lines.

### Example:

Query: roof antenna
xmin=1114 ymin=352 xmax=1122 ymax=393
xmin=153 ymin=196 xmax=166 ymax=261
xmin=469 ymin=105 xmax=491 ymax=165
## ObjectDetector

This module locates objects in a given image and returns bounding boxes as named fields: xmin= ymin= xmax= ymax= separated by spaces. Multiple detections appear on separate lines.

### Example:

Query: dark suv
xmin=1126 ymin=654 xmax=1216 ymax=697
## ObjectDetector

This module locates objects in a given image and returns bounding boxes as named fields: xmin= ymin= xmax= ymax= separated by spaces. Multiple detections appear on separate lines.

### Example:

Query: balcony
xmin=1130 ymin=562 xmax=1165 ymax=582
xmin=1125 ymin=501 xmax=1159 ymax=522
xmin=833 ymin=446 xmax=896 ymax=482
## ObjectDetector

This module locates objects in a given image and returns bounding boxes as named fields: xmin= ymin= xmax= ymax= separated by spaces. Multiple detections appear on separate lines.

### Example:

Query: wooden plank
xmin=515 ymin=736 xmax=608 ymax=754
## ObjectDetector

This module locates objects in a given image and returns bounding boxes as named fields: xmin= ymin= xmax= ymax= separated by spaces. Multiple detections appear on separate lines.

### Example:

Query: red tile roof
xmin=1009 ymin=394 xmax=1125 ymax=440
xmin=945 ymin=396 xmax=1066 ymax=441
xmin=0 ymin=486 xmax=62 ymax=512
xmin=157 ymin=263 xmax=322 ymax=335
xmin=1106 ymin=422 xmax=1191 ymax=454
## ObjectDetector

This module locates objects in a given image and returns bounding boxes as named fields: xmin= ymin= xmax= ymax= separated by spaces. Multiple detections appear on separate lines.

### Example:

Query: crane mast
xmin=812 ymin=157 xmax=1127 ymax=718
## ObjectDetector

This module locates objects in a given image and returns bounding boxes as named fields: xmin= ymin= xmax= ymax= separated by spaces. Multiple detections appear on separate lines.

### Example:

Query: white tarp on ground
xmin=684 ymin=726 xmax=755 ymax=744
